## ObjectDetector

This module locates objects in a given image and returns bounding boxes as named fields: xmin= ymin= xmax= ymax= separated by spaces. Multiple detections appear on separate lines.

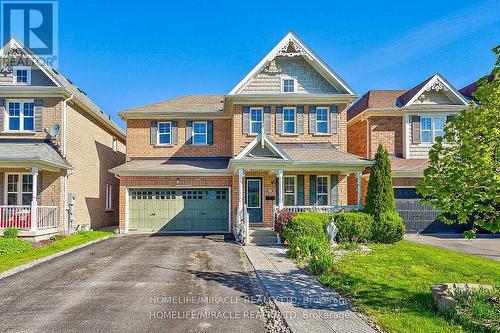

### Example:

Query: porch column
xmin=30 ymin=167 xmax=39 ymax=232
xmin=277 ymin=169 xmax=284 ymax=209
xmin=238 ymin=169 xmax=244 ymax=213
xmin=356 ymin=171 xmax=362 ymax=209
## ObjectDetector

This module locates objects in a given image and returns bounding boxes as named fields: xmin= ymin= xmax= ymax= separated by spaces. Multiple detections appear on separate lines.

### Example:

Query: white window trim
xmin=105 ymin=184 xmax=113 ymax=211
xmin=13 ymin=66 xmax=31 ymax=85
xmin=315 ymin=107 xmax=329 ymax=134
xmin=4 ymin=173 xmax=33 ymax=205
xmin=283 ymin=106 xmax=296 ymax=134
xmin=5 ymin=99 xmax=35 ymax=132
xmin=281 ymin=77 xmax=297 ymax=93
xmin=192 ymin=121 xmax=208 ymax=145
xmin=283 ymin=175 xmax=297 ymax=206
xmin=316 ymin=175 xmax=330 ymax=206
xmin=157 ymin=121 xmax=172 ymax=145
xmin=249 ymin=107 xmax=263 ymax=135
xmin=420 ymin=115 xmax=446 ymax=144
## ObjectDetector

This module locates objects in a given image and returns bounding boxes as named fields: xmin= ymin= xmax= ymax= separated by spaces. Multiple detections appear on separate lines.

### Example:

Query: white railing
xmin=236 ymin=204 xmax=250 ymax=245
xmin=274 ymin=205 xmax=359 ymax=216
xmin=37 ymin=206 xmax=58 ymax=230
xmin=0 ymin=205 xmax=57 ymax=230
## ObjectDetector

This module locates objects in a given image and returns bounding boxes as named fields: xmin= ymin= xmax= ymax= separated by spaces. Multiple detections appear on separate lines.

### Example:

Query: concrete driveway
xmin=0 ymin=235 xmax=266 ymax=333
xmin=406 ymin=234 xmax=500 ymax=261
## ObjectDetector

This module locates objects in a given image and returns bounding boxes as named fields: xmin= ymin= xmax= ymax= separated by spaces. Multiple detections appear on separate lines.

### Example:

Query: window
xmin=316 ymin=107 xmax=329 ymax=134
xmin=158 ymin=122 xmax=171 ymax=145
xmin=5 ymin=174 xmax=33 ymax=205
xmin=283 ymin=107 xmax=296 ymax=134
xmin=7 ymin=101 xmax=34 ymax=131
xmin=105 ymin=184 xmax=113 ymax=211
xmin=250 ymin=108 xmax=262 ymax=134
xmin=193 ymin=121 xmax=207 ymax=145
xmin=421 ymin=117 xmax=446 ymax=143
xmin=112 ymin=137 xmax=118 ymax=152
xmin=282 ymin=78 xmax=296 ymax=93
xmin=13 ymin=66 xmax=31 ymax=85
xmin=283 ymin=176 xmax=296 ymax=206
xmin=316 ymin=176 xmax=329 ymax=206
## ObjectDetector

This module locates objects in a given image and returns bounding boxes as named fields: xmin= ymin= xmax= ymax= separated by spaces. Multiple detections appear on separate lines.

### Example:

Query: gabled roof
xmin=234 ymin=132 xmax=290 ymax=161
xmin=120 ymin=95 xmax=224 ymax=115
xmin=0 ymin=38 xmax=125 ymax=139
xmin=348 ymin=90 xmax=406 ymax=121
xmin=397 ymin=73 xmax=468 ymax=107
xmin=459 ymin=74 xmax=496 ymax=100
xmin=228 ymin=32 xmax=355 ymax=95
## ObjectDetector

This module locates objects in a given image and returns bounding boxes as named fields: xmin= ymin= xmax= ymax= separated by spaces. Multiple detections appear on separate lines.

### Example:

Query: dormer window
xmin=13 ymin=66 xmax=31 ymax=85
xmin=281 ymin=78 xmax=296 ymax=93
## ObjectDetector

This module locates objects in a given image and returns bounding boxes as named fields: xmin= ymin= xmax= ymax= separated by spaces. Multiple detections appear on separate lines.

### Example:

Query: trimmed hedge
xmin=288 ymin=235 xmax=326 ymax=259
xmin=0 ymin=238 xmax=31 ymax=255
xmin=282 ymin=212 xmax=330 ymax=245
xmin=372 ymin=211 xmax=405 ymax=243
xmin=334 ymin=212 xmax=374 ymax=243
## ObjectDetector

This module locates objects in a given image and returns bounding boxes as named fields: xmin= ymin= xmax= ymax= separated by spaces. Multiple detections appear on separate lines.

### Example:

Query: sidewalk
xmin=244 ymin=244 xmax=376 ymax=333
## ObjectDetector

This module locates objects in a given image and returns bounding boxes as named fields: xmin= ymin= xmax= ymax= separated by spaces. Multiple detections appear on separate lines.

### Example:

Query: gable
xmin=244 ymin=144 xmax=281 ymax=159
xmin=400 ymin=74 xmax=468 ymax=107
xmin=0 ymin=39 xmax=59 ymax=87
xmin=412 ymin=87 xmax=461 ymax=105
xmin=229 ymin=32 xmax=354 ymax=95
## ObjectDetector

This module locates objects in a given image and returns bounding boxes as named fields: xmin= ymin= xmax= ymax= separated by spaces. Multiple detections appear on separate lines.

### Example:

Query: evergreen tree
xmin=364 ymin=144 xmax=396 ymax=218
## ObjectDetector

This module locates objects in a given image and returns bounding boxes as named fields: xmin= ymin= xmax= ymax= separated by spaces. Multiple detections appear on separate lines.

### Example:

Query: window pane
xmin=9 ymin=103 xmax=20 ymax=116
xmin=194 ymin=122 xmax=206 ymax=134
xmin=158 ymin=122 xmax=171 ymax=134
xmin=284 ymin=122 xmax=295 ymax=133
xmin=9 ymin=118 xmax=20 ymax=130
xmin=317 ymin=109 xmax=328 ymax=121
xmin=8 ymin=175 xmax=18 ymax=192
xmin=251 ymin=121 xmax=262 ymax=134
xmin=159 ymin=133 xmax=170 ymax=144
xmin=23 ymin=103 xmax=34 ymax=116
xmin=22 ymin=175 xmax=33 ymax=193
xmin=283 ymin=109 xmax=295 ymax=121
xmin=193 ymin=133 xmax=206 ymax=145
xmin=317 ymin=121 xmax=328 ymax=134
xmin=22 ymin=193 xmax=32 ymax=205
xmin=7 ymin=194 xmax=18 ymax=205
xmin=250 ymin=109 xmax=262 ymax=121
xmin=421 ymin=118 xmax=431 ymax=130
xmin=317 ymin=195 xmax=328 ymax=206
xmin=284 ymin=177 xmax=295 ymax=194
xmin=422 ymin=131 xmax=431 ymax=143
xmin=24 ymin=118 xmax=34 ymax=131
xmin=284 ymin=195 xmax=295 ymax=206
xmin=16 ymin=70 xmax=28 ymax=83
xmin=283 ymin=79 xmax=295 ymax=92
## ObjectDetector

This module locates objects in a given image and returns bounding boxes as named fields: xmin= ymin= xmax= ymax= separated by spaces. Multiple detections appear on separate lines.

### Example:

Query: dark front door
xmin=246 ymin=178 xmax=262 ymax=224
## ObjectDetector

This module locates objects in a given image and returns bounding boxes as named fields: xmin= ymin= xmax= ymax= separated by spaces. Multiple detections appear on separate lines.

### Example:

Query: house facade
xmin=346 ymin=74 xmax=470 ymax=232
xmin=0 ymin=38 xmax=126 ymax=239
xmin=111 ymin=33 xmax=372 ymax=239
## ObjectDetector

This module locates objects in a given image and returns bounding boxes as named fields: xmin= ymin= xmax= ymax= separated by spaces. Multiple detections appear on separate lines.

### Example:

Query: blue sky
xmin=55 ymin=0 xmax=499 ymax=128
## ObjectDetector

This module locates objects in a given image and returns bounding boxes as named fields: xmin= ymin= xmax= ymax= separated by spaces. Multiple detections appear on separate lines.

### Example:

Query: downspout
xmin=62 ymin=95 xmax=74 ymax=234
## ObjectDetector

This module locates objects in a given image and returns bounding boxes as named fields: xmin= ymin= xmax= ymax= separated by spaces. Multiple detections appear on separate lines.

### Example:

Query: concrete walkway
xmin=244 ymin=244 xmax=376 ymax=333
xmin=405 ymin=234 xmax=500 ymax=261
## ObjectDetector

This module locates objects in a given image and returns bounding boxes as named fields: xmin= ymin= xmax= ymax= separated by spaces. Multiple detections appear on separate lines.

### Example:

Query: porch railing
xmin=274 ymin=205 xmax=359 ymax=216
xmin=0 ymin=206 xmax=58 ymax=230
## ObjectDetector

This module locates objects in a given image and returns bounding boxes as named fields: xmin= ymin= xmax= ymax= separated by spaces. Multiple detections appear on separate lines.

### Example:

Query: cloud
xmin=345 ymin=0 xmax=500 ymax=74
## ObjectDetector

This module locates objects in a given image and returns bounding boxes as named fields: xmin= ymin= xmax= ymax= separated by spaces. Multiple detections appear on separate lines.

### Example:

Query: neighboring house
xmin=111 ymin=32 xmax=372 ymax=238
xmin=459 ymin=74 xmax=496 ymax=100
xmin=346 ymin=74 xmax=470 ymax=232
xmin=0 ymin=38 xmax=126 ymax=239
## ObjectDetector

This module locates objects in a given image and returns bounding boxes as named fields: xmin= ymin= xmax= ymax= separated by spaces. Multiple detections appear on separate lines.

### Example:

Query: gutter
xmin=62 ymin=94 xmax=74 ymax=235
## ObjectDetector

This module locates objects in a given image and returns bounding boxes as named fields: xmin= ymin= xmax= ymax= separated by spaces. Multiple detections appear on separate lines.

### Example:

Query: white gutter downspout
xmin=62 ymin=95 xmax=74 ymax=234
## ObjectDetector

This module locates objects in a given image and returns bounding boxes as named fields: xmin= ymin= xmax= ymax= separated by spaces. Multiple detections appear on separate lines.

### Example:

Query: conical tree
xmin=364 ymin=144 xmax=395 ymax=218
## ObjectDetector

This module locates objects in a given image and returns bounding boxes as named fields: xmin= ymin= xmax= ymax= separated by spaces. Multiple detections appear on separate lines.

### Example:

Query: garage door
xmin=128 ymin=188 xmax=229 ymax=233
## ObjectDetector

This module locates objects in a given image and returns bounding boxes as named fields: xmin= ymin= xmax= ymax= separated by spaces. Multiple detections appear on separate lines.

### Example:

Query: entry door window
xmin=247 ymin=179 xmax=261 ymax=208
xmin=6 ymin=174 xmax=33 ymax=205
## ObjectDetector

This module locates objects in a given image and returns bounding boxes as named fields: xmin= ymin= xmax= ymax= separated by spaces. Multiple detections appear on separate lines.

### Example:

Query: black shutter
xmin=309 ymin=175 xmax=317 ymax=205
xmin=297 ymin=175 xmax=305 ymax=205
xmin=207 ymin=121 xmax=214 ymax=145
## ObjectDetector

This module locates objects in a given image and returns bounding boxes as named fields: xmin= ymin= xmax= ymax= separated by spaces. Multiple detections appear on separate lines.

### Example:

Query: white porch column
xmin=277 ymin=169 xmax=284 ymax=209
xmin=356 ymin=171 xmax=363 ymax=209
xmin=30 ymin=167 xmax=39 ymax=231
xmin=238 ymin=169 xmax=244 ymax=213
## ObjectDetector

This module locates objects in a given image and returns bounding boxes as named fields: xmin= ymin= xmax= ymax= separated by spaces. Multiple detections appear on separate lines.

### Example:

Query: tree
xmin=417 ymin=46 xmax=500 ymax=233
xmin=365 ymin=144 xmax=396 ymax=218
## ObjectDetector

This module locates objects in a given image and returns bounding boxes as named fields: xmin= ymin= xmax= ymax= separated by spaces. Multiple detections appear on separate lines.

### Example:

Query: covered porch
xmin=0 ymin=141 xmax=73 ymax=239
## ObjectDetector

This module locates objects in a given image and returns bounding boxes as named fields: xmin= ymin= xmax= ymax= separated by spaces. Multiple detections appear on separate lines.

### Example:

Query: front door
xmin=246 ymin=178 xmax=262 ymax=224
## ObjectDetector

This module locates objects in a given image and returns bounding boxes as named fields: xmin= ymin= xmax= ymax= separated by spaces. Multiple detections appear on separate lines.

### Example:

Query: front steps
xmin=248 ymin=228 xmax=279 ymax=245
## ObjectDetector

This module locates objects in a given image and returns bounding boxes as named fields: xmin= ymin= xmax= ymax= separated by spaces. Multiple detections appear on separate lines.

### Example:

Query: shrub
xmin=371 ymin=211 xmax=405 ymax=243
xmin=364 ymin=144 xmax=396 ymax=219
xmin=0 ymin=237 xmax=31 ymax=255
xmin=282 ymin=212 xmax=330 ymax=244
xmin=334 ymin=212 xmax=374 ymax=243
xmin=274 ymin=209 xmax=297 ymax=238
xmin=3 ymin=228 xmax=19 ymax=238
xmin=308 ymin=253 xmax=335 ymax=275
xmin=288 ymin=235 xmax=326 ymax=259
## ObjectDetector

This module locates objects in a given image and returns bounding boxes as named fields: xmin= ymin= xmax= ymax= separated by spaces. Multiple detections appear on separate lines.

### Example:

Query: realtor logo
xmin=1 ymin=0 xmax=58 ymax=66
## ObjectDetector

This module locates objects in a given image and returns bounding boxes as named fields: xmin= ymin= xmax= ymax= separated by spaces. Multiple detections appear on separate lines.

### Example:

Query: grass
xmin=0 ymin=231 xmax=113 ymax=273
xmin=317 ymin=240 xmax=500 ymax=333
xmin=450 ymin=288 xmax=500 ymax=333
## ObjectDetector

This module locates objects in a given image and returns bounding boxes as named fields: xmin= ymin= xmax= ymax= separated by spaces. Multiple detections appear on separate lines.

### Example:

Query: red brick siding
xmin=347 ymin=119 xmax=368 ymax=158
xmin=369 ymin=116 xmax=403 ymax=159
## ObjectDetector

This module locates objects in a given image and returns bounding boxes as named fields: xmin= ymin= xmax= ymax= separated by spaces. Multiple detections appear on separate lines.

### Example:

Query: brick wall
xmin=369 ymin=116 xmax=403 ymax=159
xmin=126 ymin=119 xmax=232 ymax=159
xmin=119 ymin=176 xmax=233 ymax=232
xmin=232 ymin=104 xmax=348 ymax=156
xmin=347 ymin=118 xmax=368 ymax=158
xmin=66 ymin=103 xmax=126 ymax=229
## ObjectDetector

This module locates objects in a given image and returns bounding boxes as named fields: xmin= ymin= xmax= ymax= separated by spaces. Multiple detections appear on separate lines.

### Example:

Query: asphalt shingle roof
xmin=278 ymin=143 xmax=372 ymax=164
xmin=110 ymin=157 xmax=230 ymax=174
xmin=0 ymin=141 xmax=72 ymax=169
xmin=121 ymin=95 xmax=225 ymax=114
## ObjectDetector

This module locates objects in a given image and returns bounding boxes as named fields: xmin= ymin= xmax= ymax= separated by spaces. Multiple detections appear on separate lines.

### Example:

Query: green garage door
xmin=128 ymin=188 xmax=229 ymax=233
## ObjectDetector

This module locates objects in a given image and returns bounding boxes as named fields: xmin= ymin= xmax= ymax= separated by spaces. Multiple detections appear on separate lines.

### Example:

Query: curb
xmin=0 ymin=235 xmax=114 ymax=280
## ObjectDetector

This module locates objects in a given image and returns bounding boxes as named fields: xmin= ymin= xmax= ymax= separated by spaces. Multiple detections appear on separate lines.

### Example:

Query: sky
xmin=52 ymin=0 xmax=500 ymax=128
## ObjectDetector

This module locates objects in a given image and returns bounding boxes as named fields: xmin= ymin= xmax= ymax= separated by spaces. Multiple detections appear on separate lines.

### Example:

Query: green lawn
xmin=318 ymin=240 xmax=500 ymax=333
xmin=0 ymin=231 xmax=113 ymax=273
